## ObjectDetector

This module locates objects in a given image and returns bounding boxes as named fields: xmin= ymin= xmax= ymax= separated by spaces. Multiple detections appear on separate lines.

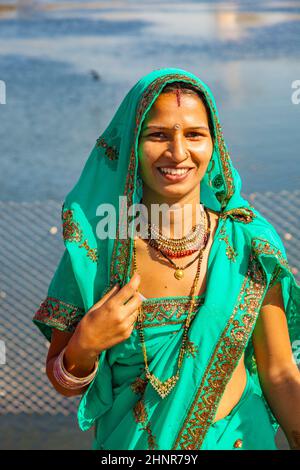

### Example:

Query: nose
xmin=168 ymin=133 xmax=188 ymax=162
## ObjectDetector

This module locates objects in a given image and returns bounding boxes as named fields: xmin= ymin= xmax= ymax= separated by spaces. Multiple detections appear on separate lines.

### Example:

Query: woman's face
xmin=138 ymin=91 xmax=214 ymax=200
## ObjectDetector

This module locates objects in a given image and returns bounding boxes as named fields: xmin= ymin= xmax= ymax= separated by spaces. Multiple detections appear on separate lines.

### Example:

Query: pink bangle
xmin=53 ymin=346 xmax=99 ymax=390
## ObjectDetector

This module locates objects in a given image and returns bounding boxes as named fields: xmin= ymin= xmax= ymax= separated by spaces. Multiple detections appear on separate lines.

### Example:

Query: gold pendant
xmin=146 ymin=371 xmax=179 ymax=399
xmin=174 ymin=268 xmax=184 ymax=280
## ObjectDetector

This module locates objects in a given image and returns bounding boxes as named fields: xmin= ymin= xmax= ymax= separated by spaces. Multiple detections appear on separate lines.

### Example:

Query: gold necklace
xmin=146 ymin=208 xmax=211 ymax=280
xmin=132 ymin=236 xmax=206 ymax=399
xmin=141 ymin=205 xmax=208 ymax=258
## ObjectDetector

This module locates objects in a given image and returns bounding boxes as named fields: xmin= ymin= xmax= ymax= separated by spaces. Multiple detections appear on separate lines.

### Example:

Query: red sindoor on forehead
xmin=174 ymin=84 xmax=181 ymax=107
xmin=175 ymin=88 xmax=181 ymax=106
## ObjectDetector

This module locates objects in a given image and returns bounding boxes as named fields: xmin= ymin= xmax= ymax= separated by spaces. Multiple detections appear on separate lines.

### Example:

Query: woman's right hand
xmin=69 ymin=272 xmax=142 ymax=357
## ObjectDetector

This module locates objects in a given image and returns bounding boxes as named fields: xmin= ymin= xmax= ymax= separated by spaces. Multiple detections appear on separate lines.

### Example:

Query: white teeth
xmin=159 ymin=168 xmax=189 ymax=175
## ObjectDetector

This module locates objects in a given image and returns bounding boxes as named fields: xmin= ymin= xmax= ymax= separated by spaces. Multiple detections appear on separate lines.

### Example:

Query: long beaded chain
xmin=132 ymin=212 xmax=211 ymax=399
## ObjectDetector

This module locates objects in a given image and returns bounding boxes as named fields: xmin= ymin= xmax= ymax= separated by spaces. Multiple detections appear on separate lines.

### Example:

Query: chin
xmin=154 ymin=184 xmax=194 ymax=200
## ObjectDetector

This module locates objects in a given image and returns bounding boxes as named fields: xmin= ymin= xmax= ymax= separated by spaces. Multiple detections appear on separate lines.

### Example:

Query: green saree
xmin=32 ymin=67 xmax=300 ymax=450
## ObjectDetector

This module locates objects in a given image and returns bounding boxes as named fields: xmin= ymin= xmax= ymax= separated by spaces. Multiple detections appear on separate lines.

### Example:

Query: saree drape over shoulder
xmin=32 ymin=68 xmax=300 ymax=450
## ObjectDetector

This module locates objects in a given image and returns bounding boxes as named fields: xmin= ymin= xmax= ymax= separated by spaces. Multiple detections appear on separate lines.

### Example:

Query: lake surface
xmin=0 ymin=0 xmax=299 ymax=201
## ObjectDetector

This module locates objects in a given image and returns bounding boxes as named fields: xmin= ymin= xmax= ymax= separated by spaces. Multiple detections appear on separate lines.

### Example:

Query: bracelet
xmin=53 ymin=346 xmax=99 ymax=390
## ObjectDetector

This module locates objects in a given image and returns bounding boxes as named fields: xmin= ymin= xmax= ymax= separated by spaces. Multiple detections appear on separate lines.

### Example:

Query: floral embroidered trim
xmin=220 ymin=207 xmax=257 ymax=224
xmin=78 ymin=240 xmax=99 ymax=263
xmin=110 ymin=73 xmax=236 ymax=287
xmin=185 ymin=339 xmax=199 ymax=359
xmin=251 ymin=238 xmax=292 ymax=275
xmin=172 ymin=251 xmax=267 ymax=450
xmin=136 ymin=320 xmax=195 ymax=329
xmin=218 ymin=225 xmax=238 ymax=262
xmin=96 ymin=136 xmax=119 ymax=160
xmin=62 ymin=209 xmax=99 ymax=263
xmin=33 ymin=296 xmax=85 ymax=332
xmin=62 ymin=209 xmax=83 ymax=242
xmin=131 ymin=377 xmax=148 ymax=395
xmin=131 ymin=376 xmax=158 ymax=450
xmin=133 ymin=398 xmax=158 ymax=450
xmin=214 ymin=121 xmax=234 ymax=208
xmin=137 ymin=296 xmax=205 ymax=327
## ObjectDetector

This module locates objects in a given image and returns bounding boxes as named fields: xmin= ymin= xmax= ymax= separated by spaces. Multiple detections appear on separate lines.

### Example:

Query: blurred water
xmin=0 ymin=0 xmax=299 ymax=201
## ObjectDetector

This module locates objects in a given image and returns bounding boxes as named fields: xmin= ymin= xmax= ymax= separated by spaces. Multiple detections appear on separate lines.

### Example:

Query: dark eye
xmin=148 ymin=131 xmax=203 ymax=139
xmin=150 ymin=132 xmax=165 ymax=138
xmin=187 ymin=132 xmax=202 ymax=138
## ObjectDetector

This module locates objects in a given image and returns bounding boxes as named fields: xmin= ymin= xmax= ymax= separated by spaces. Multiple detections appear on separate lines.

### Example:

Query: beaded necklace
xmin=132 ymin=209 xmax=211 ymax=399
xmin=140 ymin=203 xmax=207 ymax=258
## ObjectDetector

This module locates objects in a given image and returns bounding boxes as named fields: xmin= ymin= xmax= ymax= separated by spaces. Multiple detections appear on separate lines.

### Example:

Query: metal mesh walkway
xmin=0 ymin=191 xmax=299 ymax=449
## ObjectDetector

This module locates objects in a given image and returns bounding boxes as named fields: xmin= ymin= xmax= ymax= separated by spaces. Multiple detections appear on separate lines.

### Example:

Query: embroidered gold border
xmin=139 ymin=296 xmax=205 ymax=323
xmin=133 ymin=298 xmax=205 ymax=329
xmin=96 ymin=136 xmax=119 ymax=160
xmin=131 ymin=378 xmax=157 ymax=449
xmin=251 ymin=238 xmax=292 ymax=275
xmin=62 ymin=209 xmax=82 ymax=243
xmin=62 ymin=208 xmax=99 ymax=263
xmin=33 ymin=296 xmax=85 ymax=332
xmin=220 ymin=207 xmax=257 ymax=224
xmin=172 ymin=251 xmax=267 ymax=450
xmin=132 ymin=398 xmax=158 ymax=450
xmin=218 ymin=225 xmax=238 ymax=262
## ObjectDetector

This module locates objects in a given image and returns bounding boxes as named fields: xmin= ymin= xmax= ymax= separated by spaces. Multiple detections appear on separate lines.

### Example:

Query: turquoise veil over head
xmin=33 ymin=67 xmax=300 ymax=449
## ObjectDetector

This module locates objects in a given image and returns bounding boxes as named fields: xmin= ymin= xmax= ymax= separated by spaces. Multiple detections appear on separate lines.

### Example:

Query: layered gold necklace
xmin=140 ymin=203 xmax=207 ymax=259
xmin=132 ymin=208 xmax=211 ymax=399
xmin=149 ymin=206 xmax=210 ymax=280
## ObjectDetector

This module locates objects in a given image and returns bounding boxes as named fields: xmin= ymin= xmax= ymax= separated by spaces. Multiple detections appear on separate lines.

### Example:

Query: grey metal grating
xmin=0 ymin=191 xmax=299 ymax=449
xmin=0 ymin=200 xmax=79 ymax=415
xmin=246 ymin=190 xmax=300 ymax=272
xmin=0 ymin=200 xmax=93 ymax=448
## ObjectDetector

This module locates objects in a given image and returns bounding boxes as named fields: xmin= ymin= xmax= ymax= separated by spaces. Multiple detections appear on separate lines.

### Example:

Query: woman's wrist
xmin=64 ymin=331 xmax=100 ymax=378
xmin=52 ymin=346 xmax=99 ymax=390
xmin=71 ymin=318 xmax=102 ymax=358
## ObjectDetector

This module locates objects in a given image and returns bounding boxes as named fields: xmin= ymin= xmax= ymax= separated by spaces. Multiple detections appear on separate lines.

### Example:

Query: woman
xmin=32 ymin=68 xmax=300 ymax=450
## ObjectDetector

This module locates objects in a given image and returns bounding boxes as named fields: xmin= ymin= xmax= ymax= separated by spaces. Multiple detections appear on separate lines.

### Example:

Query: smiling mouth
xmin=157 ymin=166 xmax=194 ymax=173
xmin=156 ymin=167 xmax=194 ymax=182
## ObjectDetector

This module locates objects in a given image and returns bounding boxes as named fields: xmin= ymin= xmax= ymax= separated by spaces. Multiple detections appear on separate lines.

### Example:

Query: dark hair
xmin=160 ymin=81 xmax=215 ymax=139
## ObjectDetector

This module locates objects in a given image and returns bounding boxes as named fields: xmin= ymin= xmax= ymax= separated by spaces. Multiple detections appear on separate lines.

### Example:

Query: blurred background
xmin=0 ymin=0 xmax=299 ymax=450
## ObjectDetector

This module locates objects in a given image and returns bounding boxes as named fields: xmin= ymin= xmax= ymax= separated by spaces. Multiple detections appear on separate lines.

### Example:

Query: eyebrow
xmin=143 ymin=125 xmax=209 ymax=131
